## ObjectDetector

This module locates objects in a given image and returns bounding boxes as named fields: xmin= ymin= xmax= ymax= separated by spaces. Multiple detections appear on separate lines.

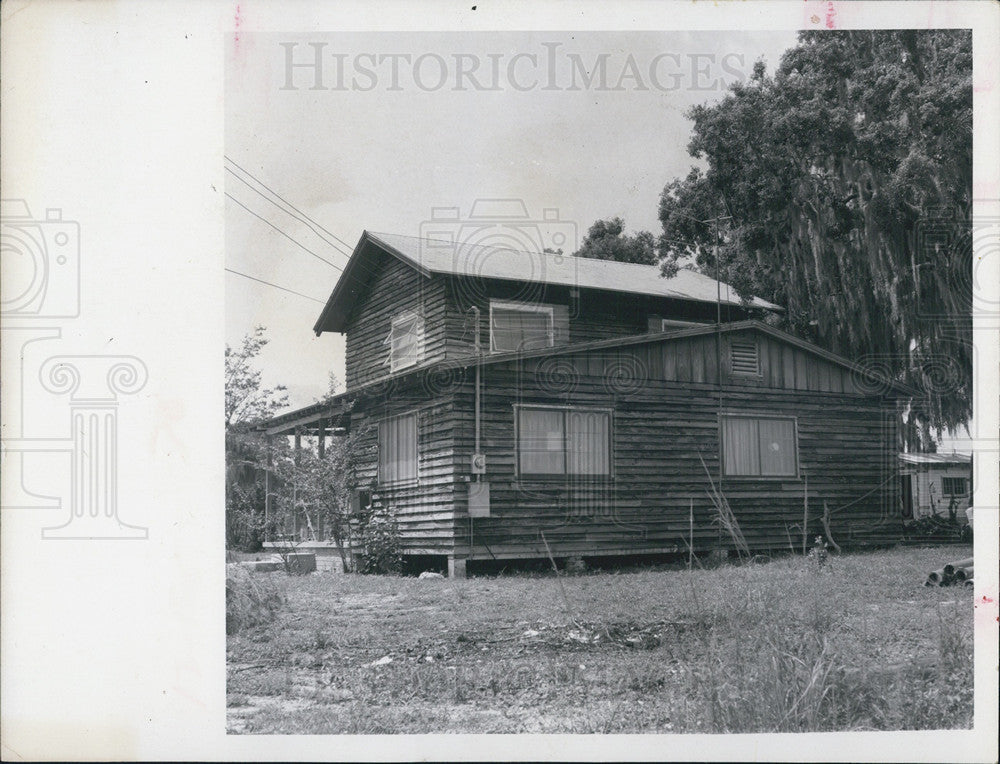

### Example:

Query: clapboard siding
xmin=341 ymin=318 xmax=901 ymax=560
xmin=444 ymin=355 xmax=900 ymax=559
xmin=346 ymin=259 xmax=758 ymax=390
xmin=343 ymin=255 xmax=448 ymax=389
xmin=442 ymin=277 xmax=753 ymax=360
xmin=349 ymin=394 xmax=463 ymax=554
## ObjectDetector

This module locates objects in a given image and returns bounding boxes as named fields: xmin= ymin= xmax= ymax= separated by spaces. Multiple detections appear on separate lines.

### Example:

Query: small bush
xmin=565 ymin=556 xmax=588 ymax=576
xmin=357 ymin=506 xmax=402 ymax=574
xmin=226 ymin=564 xmax=283 ymax=635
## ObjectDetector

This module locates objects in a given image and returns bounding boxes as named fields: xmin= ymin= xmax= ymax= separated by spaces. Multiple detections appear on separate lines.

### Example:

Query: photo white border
xmin=1 ymin=1 xmax=997 ymax=761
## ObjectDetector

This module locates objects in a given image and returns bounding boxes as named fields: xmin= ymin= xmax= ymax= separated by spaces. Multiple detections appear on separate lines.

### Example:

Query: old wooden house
xmin=264 ymin=231 xmax=906 ymax=575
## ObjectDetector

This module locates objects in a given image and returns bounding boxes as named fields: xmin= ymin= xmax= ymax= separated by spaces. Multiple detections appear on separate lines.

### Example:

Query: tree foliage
xmin=225 ymin=327 xmax=289 ymax=551
xmin=226 ymin=326 xmax=289 ymax=428
xmin=574 ymin=217 xmax=658 ymax=265
xmin=658 ymin=31 xmax=972 ymax=447
xmin=270 ymin=414 xmax=368 ymax=572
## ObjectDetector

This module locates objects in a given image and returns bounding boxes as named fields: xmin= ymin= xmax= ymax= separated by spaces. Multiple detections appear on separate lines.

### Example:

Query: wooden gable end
xmin=657 ymin=329 xmax=865 ymax=393
xmin=343 ymin=252 xmax=447 ymax=389
xmin=508 ymin=327 xmax=871 ymax=396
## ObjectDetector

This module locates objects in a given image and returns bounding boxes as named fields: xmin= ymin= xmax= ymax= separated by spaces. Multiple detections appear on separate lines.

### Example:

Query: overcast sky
xmin=225 ymin=30 xmax=801 ymax=410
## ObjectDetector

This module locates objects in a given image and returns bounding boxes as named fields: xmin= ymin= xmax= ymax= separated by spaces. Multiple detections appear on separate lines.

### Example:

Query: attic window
xmin=389 ymin=312 xmax=424 ymax=372
xmin=730 ymin=339 xmax=760 ymax=376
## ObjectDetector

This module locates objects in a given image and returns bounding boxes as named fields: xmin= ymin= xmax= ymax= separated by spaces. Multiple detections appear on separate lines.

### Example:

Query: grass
xmin=226 ymin=564 xmax=284 ymax=635
xmin=226 ymin=544 xmax=974 ymax=734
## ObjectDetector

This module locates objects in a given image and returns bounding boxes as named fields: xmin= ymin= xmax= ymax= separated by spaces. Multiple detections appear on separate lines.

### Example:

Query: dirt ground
xmin=227 ymin=544 xmax=975 ymax=734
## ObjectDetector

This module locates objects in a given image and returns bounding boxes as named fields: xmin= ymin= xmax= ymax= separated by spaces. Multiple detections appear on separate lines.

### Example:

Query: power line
xmin=225 ymin=192 xmax=344 ymax=271
xmin=224 ymin=165 xmax=353 ymax=260
xmin=225 ymin=267 xmax=327 ymax=304
xmin=224 ymin=156 xmax=356 ymax=256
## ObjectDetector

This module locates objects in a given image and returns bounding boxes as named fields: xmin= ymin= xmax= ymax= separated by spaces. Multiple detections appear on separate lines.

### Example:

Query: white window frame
xmin=941 ymin=476 xmax=968 ymax=496
xmin=514 ymin=403 xmax=614 ymax=479
xmin=489 ymin=300 xmax=555 ymax=353
xmin=377 ymin=411 xmax=419 ymax=486
xmin=720 ymin=413 xmax=799 ymax=479
xmin=388 ymin=311 xmax=424 ymax=372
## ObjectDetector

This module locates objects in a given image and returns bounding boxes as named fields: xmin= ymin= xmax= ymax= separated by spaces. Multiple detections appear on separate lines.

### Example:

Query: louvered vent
xmin=731 ymin=340 xmax=760 ymax=375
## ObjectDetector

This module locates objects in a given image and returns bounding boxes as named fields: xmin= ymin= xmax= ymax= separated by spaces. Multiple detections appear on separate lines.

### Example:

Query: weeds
xmin=228 ymin=545 xmax=974 ymax=733
xmin=226 ymin=564 xmax=284 ymax=635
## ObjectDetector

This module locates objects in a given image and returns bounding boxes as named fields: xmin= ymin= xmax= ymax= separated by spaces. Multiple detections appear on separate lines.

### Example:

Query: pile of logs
xmin=925 ymin=556 xmax=973 ymax=587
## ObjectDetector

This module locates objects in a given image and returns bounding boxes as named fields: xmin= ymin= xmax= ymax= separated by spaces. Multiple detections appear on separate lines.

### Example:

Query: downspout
xmin=472 ymin=306 xmax=481 ymax=457
xmin=471 ymin=306 xmax=482 ymax=558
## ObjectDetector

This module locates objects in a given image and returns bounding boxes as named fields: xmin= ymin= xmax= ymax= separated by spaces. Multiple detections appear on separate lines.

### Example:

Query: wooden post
xmin=688 ymin=498 xmax=694 ymax=570
xmin=802 ymin=471 xmax=809 ymax=555
xmin=264 ymin=435 xmax=273 ymax=541
xmin=294 ymin=427 xmax=302 ymax=463
xmin=317 ymin=418 xmax=327 ymax=458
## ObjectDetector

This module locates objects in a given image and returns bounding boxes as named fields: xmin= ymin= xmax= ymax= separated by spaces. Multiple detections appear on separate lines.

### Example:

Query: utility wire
xmin=224 ymin=156 xmax=356 ymax=255
xmin=225 ymin=267 xmax=327 ymax=304
xmin=225 ymin=192 xmax=344 ymax=271
xmin=224 ymin=165 xmax=354 ymax=260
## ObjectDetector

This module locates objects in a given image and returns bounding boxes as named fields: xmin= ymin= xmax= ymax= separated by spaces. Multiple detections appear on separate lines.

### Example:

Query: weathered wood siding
xmin=443 ymin=329 xmax=901 ymax=559
xmin=441 ymin=276 xmax=746 ymax=359
xmin=343 ymin=254 xmax=448 ymax=389
xmin=349 ymin=381 xmax=466 ymax=555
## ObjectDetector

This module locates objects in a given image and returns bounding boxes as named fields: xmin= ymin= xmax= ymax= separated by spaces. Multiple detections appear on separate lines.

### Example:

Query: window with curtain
xmin=378 ymin=413 xmax=418 ymax=484
xmin=389 ymin=312 xmax=423 ymax=372
xmin=490 ymin=302 xmax=554 ymax=352
xmin=518 ymin=407 xmax=611 ymax=476
xmin=722 ymin=415 xmax=797 ymax=477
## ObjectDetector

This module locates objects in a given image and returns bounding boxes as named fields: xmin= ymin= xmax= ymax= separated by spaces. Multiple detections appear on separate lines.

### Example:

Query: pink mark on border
xmin=825 ymin=1 xmax=838 ymax=29
xmin=234 ymin=4 xmax=243 ymax=44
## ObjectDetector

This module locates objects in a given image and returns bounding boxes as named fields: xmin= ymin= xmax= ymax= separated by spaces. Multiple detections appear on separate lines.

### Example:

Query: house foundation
xmin=448 ymin=556 xmax=467 ymax=579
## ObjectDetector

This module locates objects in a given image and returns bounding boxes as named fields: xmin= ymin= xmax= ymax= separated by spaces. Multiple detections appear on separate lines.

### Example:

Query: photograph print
xmin=224 ymin=25 xmax=983 ymax=737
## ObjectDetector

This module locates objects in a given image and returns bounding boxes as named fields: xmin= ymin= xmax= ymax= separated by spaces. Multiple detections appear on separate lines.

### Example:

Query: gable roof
xmin=313 ymin=230 xmax=782 ymax=334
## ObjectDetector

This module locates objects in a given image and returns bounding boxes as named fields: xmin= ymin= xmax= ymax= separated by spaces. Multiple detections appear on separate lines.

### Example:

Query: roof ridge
xmin=367 ymin=230 xmax=691 ymax=273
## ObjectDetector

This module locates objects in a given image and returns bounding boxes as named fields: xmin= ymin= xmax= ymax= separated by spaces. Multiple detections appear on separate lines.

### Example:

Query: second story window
xmin=389 ymin=311 xmax=424 ymax=372
xmin=490 ymin=300 xmax=554 ymax=353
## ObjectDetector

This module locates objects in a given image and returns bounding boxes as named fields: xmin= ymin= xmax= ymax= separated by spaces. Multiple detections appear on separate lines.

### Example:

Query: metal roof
xmin=314 ymin=230 xmax=782 ymax=334
xmin=898 ymin=452 xmax=972 ymax=466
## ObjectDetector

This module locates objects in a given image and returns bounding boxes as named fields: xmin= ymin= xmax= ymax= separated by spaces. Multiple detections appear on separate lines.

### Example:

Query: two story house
xmin=263 ymin=230 xmax=906 ymax=576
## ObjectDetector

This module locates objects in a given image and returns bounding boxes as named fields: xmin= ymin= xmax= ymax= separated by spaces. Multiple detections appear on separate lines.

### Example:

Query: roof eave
xmin=313 ymin=231 xmax=435 ymax=335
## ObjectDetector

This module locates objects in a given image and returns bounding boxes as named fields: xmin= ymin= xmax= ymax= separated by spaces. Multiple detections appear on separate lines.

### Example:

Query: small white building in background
xmin=898 ymin=452 xmax=973 ymax=522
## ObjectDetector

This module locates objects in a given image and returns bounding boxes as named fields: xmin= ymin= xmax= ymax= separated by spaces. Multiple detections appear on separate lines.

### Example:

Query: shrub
xmin=226 ymin=564 xmax=283 ymax=634
xmin=357 ymin=505 xmax=402 ymax=574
